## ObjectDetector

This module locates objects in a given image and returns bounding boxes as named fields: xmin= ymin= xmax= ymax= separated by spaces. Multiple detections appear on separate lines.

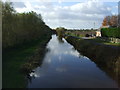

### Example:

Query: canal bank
xmin=3 ymin=35 xmax=51 ymax=88
xmin=65 ymin=36 xmax=120 ymax=87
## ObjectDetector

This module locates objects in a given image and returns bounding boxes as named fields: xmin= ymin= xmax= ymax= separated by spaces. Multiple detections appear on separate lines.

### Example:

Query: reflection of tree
xmin=57 ymin=36 xmax=64 ymax=43
xmin=56 ymin=27 xmax=66 ymax=37
xmin=27 ymin=74 xmax=32 ymax=84
xmin=55 ymin=27 xmax=67 ymax=43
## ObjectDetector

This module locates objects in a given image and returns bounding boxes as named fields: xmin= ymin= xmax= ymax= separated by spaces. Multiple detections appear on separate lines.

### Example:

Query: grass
xmin=104 ymin=42 xmax=120 ymax=46
xmin=88 ymin=38 xmax=120 ymax=46
xmin=3 ymin=35 xmax=51 ymax=88
xmin=66 ymin=32 xmax=120 ymax=47
xmin=65 ymin=33 xmax=85 ymax=38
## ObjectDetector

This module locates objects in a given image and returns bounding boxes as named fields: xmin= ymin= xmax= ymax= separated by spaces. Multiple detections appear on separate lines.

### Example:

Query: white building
xmin=96 ymin=31 xmax=101 ymax=37
xmin=95 ymin=26 xmax=109 ymax=37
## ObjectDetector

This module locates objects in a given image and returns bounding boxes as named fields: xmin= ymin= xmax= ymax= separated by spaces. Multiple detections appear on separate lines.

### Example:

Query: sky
xmin=3 ymin=0 xmax=120 ymax=29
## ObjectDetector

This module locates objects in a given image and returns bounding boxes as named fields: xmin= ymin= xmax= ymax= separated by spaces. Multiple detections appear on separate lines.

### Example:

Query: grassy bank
xmin=3 ymin=35 xmax=51 ymax=88
xmin=65 ymin=36 xmax=120 ymax=87
xmin=65 ymin=33 xmax=120 ymax=46
xmin=87 ymin=37 xmax=120 ymax=46
xmin=65 ymin=30 xmax=96 ymax=37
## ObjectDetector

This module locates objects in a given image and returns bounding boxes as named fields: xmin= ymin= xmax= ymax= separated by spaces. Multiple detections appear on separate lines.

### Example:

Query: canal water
xmin=27 ymin=35 xmax=119 ymax=88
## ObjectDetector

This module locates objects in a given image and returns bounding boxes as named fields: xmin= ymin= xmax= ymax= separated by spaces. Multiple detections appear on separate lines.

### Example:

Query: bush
xmin=101 ymin=28 xmax=120 ymax=38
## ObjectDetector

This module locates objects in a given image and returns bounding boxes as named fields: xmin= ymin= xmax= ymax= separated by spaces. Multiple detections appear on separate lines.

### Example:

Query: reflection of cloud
xmin=47 ymin=59 xmax=51 ymax=63
xmin=46 ymin=35 xmax=80 ymax=58
xmin=64 ymin=50 xmax=79 ymax=57
xmin=30 ymin=72 xmax=40 ymax=77
xmin=56 ymin=65 xmax=67 ymax=72
xmin=58 ymin=56 xmax=62 ymax=61
xmin=30 ymin=35 xmax=85 ymax=78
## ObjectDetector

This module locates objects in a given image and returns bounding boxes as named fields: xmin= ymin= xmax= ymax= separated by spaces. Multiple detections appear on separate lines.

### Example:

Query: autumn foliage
xmin=102 ymin=15 xmax=118 ymax=27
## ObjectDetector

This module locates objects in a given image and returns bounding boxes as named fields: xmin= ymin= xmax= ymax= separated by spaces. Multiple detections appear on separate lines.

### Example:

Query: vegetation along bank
xmin=2 ymin=1 xmax=52 ymax=88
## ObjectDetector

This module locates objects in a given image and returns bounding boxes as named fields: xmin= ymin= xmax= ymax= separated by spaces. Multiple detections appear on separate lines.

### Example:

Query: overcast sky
xmin=3 ymin=0 xmax=119 ymax=29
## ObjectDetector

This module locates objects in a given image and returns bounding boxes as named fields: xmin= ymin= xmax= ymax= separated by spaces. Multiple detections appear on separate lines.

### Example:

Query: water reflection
xmin=28 ymin=35 xmax=119 ymax=88
xmin=56 ymin=65 xmax=67 ymax=72
xmin=57 ymin=36 xmax=64 ymax=43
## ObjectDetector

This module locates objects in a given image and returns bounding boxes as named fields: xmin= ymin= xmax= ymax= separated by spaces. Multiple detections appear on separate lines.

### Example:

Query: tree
xmin=102 ymin=16 xmax=111 ymax=26
xmin=56 ymin=27 xmax=66 ymax=37
xmin=110 ymin=15 xmax=118 ymax=27
xmin=2 ymin=1 xmax=52 ymax=49
xmin=102 ymin=15 xmax=118 ymax=27
xmin=2 ymin=2 xmax=16 ymax=47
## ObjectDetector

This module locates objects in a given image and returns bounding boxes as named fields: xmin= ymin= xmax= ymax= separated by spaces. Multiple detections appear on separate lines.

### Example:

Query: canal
xmin=27 ymin=35 xmax=119 ymax=88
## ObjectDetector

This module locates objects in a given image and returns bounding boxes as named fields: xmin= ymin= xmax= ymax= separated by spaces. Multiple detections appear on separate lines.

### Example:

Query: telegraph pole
xmin=94 ymin=22 xmax=95 ymax=30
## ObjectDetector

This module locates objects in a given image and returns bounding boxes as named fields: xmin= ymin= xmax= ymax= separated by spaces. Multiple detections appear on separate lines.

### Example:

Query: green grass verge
xmin=67 ymin=33 xmax=120 ymax=47
xmin=3 ymin=35 xmax=51 ymax=88
xmin=104 ymin=42 xmax=120 ymax=46
xmin=89 ymin=38 xmax=120 ymax=46
xmin=65 ymin=32 xmax=85 ymax=37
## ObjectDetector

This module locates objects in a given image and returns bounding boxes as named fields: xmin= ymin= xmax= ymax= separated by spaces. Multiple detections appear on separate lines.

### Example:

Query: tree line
xmin=102 ymin=15 xmax=118 ymax=27
xmin=2 ymin=1 xmax=52 ymax=49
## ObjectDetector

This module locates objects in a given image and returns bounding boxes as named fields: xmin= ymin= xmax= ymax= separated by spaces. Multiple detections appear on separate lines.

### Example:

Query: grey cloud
xmin=45 ymin=11 xmax=103 ymax=21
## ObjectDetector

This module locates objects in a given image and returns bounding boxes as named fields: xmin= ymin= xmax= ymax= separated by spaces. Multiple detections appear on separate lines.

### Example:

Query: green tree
xmin=2 ymin=1 xmax=52 ymax=49
xmin=56 ymin=27 xmax=66 ymax=37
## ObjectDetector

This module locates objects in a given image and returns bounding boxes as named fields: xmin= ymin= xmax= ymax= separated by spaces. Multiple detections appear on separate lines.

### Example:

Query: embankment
xmin=65 ymin=36 xmax=120 ymax=87
xmin=3 ymin=35 xmax=51 ymax=88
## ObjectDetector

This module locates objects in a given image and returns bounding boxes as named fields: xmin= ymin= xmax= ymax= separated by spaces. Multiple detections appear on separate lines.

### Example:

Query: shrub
xmin=101 ymin=28 xmax=120 ymax=38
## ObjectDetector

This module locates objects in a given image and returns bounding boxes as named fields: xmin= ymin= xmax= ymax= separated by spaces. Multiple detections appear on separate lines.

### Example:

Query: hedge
xmin=101 ymin=28 xmax=120 ymax=38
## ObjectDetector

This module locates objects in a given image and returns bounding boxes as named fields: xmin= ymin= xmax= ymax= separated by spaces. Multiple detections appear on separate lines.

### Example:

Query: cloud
xmin=14 ymin=2 xmax=34 ymax=13
xmin=13 ymin=2 xmax=26 ymax=8
xmin=70 ymin=1 xmax=111 ymax=15
xmin=3 ymin=0 xmax=120 ymax=2
xmin=12 ymin=0 xmax=117 ymax=29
